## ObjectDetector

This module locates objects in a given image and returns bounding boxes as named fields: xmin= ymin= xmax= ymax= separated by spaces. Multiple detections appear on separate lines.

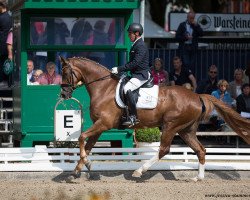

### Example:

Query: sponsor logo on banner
xmin=170 ymin=13 xmax=250 ymax=32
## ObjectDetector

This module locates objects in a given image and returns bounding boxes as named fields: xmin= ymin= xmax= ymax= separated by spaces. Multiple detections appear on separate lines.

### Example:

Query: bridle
xmin=61 ymin=62 xmax=79 ymax=89
xmin=61 ymin=60 xmax=112 ymax=91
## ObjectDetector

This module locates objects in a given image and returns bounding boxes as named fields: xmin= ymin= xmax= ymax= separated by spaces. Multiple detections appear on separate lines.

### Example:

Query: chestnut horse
xmin=60 ymin=57 xmax=250 ymax=181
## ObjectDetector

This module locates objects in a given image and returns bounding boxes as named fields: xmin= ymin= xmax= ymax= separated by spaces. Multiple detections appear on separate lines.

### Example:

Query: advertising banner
xmin=169 ymin=13 xmax=250 ymax=32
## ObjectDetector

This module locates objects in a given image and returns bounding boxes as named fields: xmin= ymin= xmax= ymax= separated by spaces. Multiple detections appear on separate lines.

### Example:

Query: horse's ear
xmin=59 ymin=56 xmax=67 ymax=65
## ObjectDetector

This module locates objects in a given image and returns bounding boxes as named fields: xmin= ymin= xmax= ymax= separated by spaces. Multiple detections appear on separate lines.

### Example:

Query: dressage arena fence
xmin=0 ymin=146 xmax=250 ymax=172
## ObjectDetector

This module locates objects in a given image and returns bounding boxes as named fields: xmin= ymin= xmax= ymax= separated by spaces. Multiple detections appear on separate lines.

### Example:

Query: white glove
xmin=111 ymin=67 xmax=118 ymax=74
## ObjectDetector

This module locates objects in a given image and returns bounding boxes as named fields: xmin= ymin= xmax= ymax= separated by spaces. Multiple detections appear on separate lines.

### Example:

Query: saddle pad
xmin=115 ymin=79 xmax=159 ymax=109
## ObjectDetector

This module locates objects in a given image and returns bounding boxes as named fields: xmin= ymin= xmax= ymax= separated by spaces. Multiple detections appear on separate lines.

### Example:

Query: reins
xmin=85 ymin=74 xmax=112 ymax=87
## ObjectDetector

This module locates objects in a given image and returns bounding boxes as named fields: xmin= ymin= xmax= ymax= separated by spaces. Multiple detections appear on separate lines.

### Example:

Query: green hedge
xmin=135 ymin=127 xmax=161 ymax=143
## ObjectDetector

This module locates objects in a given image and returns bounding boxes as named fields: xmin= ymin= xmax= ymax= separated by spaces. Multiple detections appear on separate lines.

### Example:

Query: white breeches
xmin=124 ymin=75 xmax=150 ymax=94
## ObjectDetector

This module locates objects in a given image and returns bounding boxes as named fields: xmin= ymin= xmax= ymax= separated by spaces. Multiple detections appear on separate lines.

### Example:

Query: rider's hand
xmin=111 ymin=67 xmax=118 ymax=74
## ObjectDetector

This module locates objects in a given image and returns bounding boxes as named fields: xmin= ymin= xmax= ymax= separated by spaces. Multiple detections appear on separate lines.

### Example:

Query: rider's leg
xmin=123 ymin=78 xmax=146 ymax=126
xmin=127 ymin=90 xmax=137 ymax=118
xmin=122 ymin=90 xmax=139 ymax=126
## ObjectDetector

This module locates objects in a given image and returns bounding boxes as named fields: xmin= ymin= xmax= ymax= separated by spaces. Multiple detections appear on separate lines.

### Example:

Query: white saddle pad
xmin=115 ymin=78 xmax=159 ymax=109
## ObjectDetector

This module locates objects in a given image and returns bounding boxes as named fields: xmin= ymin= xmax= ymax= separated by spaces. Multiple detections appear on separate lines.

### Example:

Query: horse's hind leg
xmin=132 ymin=151 xmax=160 ymax=178
xmin=178 ymin=123 xmax=206 ymax=181
xmin=132 ymin=125 xmax=176 ymax=178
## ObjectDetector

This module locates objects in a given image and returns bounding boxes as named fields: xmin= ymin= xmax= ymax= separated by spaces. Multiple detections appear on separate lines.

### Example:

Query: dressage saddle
xmin=119 ymin=77 xmax=154 ymax=127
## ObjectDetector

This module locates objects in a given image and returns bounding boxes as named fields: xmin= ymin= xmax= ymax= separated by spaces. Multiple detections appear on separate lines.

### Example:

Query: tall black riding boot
xmin=122 ymin=90 xmax=139 ymax=127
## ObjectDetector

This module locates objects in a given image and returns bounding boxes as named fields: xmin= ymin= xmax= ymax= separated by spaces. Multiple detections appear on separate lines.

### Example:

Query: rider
xmin=111 ymin=23 xmax=150 ymax=126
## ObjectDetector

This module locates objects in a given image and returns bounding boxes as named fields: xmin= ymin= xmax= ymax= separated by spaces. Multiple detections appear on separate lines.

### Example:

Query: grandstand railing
xmin=149 ymin=37 xmax=250 ymax=82
xmin=0 ymin=146 xmax=249 ymax=172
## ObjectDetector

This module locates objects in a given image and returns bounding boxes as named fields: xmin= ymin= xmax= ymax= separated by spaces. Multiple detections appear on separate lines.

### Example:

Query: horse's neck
xmin=87 ymin=78 xmax=116 ymax=101
xmin=80 ymin=61 xmax=116 ymax=100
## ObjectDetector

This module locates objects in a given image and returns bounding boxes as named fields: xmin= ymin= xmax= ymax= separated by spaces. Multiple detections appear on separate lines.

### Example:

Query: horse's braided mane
xmin=70 ymin=57 xmax=111 ymax=73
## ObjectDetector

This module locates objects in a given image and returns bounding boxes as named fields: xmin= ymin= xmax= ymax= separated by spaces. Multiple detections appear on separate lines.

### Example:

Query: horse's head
xmin=60 ymin=56 xmax=114 ymax=99
xmin=60 ymin=57 xmax=80 ymax=99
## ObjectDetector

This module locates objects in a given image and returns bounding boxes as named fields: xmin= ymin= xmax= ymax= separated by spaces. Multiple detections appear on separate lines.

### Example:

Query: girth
xmin=199 ymin=97 xmax=206 ymax=114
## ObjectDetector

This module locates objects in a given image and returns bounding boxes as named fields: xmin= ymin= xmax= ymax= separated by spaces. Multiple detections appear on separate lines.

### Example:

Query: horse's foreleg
xmin=72 ymin=135 xmax=87 ymax=176
xmin=82 ymin=134 xmax=102 ymax=171
xmin=85 ymin=134 xmax=101 ymax=155
xmin=79 ymin=133 xmax=87 ymax=159
xmin=73 ymin=120 xmax=108 ymax=175
xmin=73 ymin=135 xmax=99 ymax=174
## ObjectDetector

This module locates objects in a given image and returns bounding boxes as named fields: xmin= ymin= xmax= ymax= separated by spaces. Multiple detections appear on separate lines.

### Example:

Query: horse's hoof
xmin=66 ymin=170 xmax=83 ymax=183
xmin=132 ymin=170 xmax=142 ymax=178
xmin=85 ymin=161 xmax=92 ymax=171
xmin=82 ymin=172 xmax=90 ymax=180
xmin=66 ymin=175 xmax=77 ymax=183
xmin=189 ymin=176 xmax=203 ymax=182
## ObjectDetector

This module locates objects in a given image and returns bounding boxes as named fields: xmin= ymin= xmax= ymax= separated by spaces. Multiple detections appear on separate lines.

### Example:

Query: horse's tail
xmin=200 ymin=94 xmax=250 ymax=144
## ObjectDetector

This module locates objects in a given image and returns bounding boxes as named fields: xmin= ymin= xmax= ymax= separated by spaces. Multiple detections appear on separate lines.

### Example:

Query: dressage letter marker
xmin=55 ymin=110 xmax=81 ymax=141
xmin=64 ymin=115 xmax=74 ymax=128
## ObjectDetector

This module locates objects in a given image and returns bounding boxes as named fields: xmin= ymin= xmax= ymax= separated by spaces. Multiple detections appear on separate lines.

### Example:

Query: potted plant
xmin=134 ymin=127 xmax=161 ymax=155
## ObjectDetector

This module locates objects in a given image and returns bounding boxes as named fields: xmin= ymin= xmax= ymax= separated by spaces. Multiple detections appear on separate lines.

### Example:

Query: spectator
xmin=30 ymin=22 xmax=47 ymax=71
xmin=236 ymin=83 xmax=250 ymax=115
xmin=196 ymin=64 xmax=218 ymax=94
xmin=88 ymin=20 xmax=109 ymax=64
xmin=211 ymin=79 xmax=234 ymax=132
xmin=30 ymin=21 xmax=46 ymax=45
xmin=243 ymin=61 xmax=250 ymax=84
xmin=107 ymin=19 xmax=115 ymax=44
xmin=54 ymin=18 xmax=70 ymax=74
xmin=151 ymin=57 xmax=169 ymax=86
xmin=105 ymin=19 xmax=117 ymax=68
xmin=5 ymin=28 xmax=13 ymax=86
xmin=175 ymin=11 xmax=203 ymax=73
xmin=54 ymin=18 xmax=70 ymax=45
xmin=6 ymin=28 xmax=12 ymax=61
xmin=71 ymin=18 xmax=93 ymax=58
xmin=0 ymin=1 xmax=12 ymax=87
xmin=37 ymin=61 xmax=61 ymax=85
xmin=212 ymin=80 xmax=233 ymax=107
xmin=71 ymin=18 xmax=93 ymax=45
xmin=228 ymin=68 xmax=246 ymax=100
xmin=169 ymin=56 xmax=197 ymax=92
xmin=28 ymin=69 xmax=43 ymax=85
xmin=27 ymin=60 xmax=35 ymax=84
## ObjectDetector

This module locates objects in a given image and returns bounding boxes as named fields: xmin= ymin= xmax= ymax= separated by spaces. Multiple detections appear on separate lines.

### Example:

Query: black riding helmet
xmin=127 ymin=23 xmax=143 ymax=35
